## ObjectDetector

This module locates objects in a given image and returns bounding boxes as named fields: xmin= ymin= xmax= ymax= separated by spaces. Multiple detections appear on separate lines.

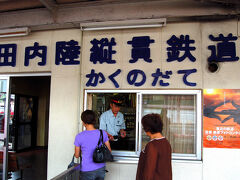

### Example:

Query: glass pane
xmin=19 ymin=97 xmax=33 ymax=123
xmin=17 ymin=124 xmax=32 ymax=150
xmin=0 ymin=79 xmax=8 ymax=179
xmin=142 ymin=94 xmax=196 ymax=154
xmin=87 ymin=93 xmax=136 ymax=152
xmin=0 ymin=80 xmax=7 ymax=135
xmin=8 ymin=94 xmax=15 ymax=151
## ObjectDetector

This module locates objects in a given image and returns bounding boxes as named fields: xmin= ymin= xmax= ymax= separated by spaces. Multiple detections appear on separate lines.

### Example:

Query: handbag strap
xmin=71 ymin=155 xmax=75 ymax=163
xmin=97 ymin=130 xmax=104 ymax=147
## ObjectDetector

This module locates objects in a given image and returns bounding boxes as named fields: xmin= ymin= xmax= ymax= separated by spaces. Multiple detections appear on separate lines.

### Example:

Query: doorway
xmin=1 ymin=75 xmax=51 ymax=180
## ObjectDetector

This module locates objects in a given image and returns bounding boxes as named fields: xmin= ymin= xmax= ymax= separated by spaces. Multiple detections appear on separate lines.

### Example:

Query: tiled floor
xmin=9 ymin=148 xmax=47 ymax=180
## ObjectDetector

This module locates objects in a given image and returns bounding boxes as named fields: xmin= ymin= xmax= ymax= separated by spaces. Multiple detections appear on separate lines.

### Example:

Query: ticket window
xmin=85 ymin=92 xmax=137 ymax=154
xmin=85 ymin=89 xmax=202 ymax=160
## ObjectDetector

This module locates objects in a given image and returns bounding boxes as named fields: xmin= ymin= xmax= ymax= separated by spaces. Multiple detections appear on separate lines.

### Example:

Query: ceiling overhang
xmin=0 ymin=0 xmax=239 ymax=31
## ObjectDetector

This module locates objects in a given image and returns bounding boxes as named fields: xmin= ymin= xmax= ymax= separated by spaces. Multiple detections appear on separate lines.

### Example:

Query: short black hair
xmin=141 ymin=113 xmax=163 ymax=134
xmin=81 ymin=110 xmax=96 ymax=125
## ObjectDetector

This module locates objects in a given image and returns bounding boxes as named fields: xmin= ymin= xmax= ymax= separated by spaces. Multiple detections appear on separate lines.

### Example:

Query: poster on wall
xmin=203 ymin=89 xmax=240 ymax=148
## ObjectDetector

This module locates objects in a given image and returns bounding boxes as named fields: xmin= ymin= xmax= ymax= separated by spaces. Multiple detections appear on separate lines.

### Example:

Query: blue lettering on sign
xmin=0 ymin=44 xmax=17 ymax=67
xmin=90 ymin=38 xmax=116 ymax=64
xmin=151 ymin=68 xmax=172 ymax=86
xmin=167 ymin=35 xmax=196 ymax=62
xmin=127 ymin=69 xmax=146 ymax=87
xmin=108 ymin=69 xmax=121 ymax=88
xmin=55 ymin=40 xmax=80 ymax=65
xmin=208 ymin=33 xmax=239 ymax=62
xmin=127 ymin=36 xmax=155 ymax=63
xmin=25 ymin=42 xmax=47 ymax=66
xmin=86 ymin=69 xmax=105 ymax=87
xmin=177 ymin=69 xmax=197 ymax=86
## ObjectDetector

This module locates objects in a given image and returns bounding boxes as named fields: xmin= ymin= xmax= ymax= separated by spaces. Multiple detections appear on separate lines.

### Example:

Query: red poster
xmin=203 ymin=89 xmax=240 ymax=148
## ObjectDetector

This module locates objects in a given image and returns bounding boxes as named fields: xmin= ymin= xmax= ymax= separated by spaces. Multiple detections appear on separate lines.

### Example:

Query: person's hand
xmin=108 ymin=134 xmax=114 ymax=141
xmin=120 ymin=129 xmax=126 ymax=138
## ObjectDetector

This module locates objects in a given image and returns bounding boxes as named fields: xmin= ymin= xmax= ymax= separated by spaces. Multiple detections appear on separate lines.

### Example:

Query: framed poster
xmin=203 ymin=89 xmax=240 ymax=148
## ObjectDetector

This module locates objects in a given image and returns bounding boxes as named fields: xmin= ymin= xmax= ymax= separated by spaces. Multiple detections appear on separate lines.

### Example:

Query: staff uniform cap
xmin=111 ymin=96 xmax=123 ymax=106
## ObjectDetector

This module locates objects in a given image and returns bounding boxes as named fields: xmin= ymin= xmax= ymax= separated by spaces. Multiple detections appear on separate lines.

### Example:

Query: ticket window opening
xmin=86 ymin=93 xmax=136 ymax=152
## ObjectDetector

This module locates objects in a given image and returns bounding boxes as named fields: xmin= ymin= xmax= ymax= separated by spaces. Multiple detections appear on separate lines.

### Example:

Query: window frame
xmin=84 ymin=89 xmax=202 ymax=161
xmin=139 ymin=90 xmax=202 ymax=161
xmin=84 ymin=89 xmax=141 ymax=158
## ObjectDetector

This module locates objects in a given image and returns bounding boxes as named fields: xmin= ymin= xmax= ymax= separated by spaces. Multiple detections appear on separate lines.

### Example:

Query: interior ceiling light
xmin=80 ymin=18 xmax=166 ymax=31
xmin=0 ymin=27 xmax=30 ymax=38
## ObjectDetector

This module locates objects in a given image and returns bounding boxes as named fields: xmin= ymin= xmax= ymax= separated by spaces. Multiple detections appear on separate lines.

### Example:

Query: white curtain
xmin=142 ymin=94 xmax=196 ymax=154
xmin=161 ymin=95 xmax=195 ymax=154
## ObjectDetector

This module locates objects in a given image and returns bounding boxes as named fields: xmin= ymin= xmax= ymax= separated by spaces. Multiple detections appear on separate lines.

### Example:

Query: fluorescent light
xmin=80 ymin=18 xmax=166 ymax=31
xmin=0 ymin=27 xmax=30 ymax=38
xmin=81 ymin=24 xmax=163 ymax=31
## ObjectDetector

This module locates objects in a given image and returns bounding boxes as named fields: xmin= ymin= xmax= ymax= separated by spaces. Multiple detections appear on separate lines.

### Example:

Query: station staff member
xmin=99 ymin=96 xmax=126 ymax=149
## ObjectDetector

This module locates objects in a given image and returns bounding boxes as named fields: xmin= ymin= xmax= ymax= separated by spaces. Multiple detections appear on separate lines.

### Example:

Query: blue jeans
xmin=80 ymin=166 xmax=106 ymax=180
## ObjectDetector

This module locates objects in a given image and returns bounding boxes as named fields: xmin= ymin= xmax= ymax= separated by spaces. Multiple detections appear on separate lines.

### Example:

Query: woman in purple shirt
xmin=74 ymin=110 xmax=111 ymax=180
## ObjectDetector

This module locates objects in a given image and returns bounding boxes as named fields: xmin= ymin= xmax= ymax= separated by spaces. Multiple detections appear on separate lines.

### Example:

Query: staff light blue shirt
xmin=99 ymin=109 xmax=126 ymax=136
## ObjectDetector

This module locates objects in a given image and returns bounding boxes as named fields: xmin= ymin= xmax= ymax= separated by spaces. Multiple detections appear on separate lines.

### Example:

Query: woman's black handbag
xmin=93 ymin=130 xmax=113 ymax=163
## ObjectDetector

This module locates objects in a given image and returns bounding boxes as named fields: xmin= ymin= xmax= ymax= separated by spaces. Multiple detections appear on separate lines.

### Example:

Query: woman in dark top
xmin=136 ymin=113 xmax=172 ymax=180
